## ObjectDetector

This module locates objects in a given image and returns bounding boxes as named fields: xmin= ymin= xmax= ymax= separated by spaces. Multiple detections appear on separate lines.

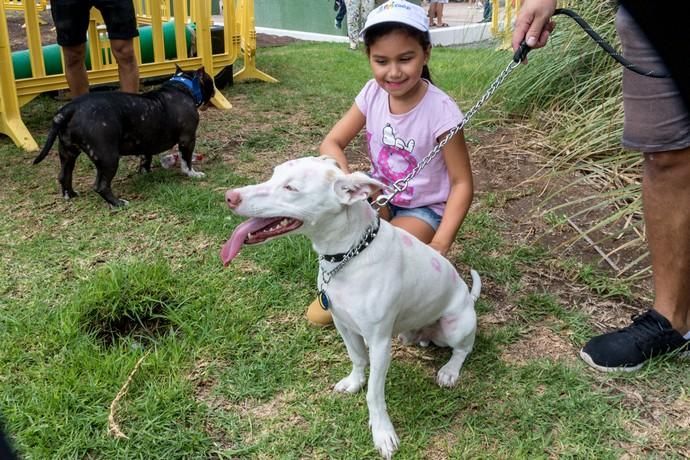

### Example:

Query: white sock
xmin=684 ymin=330 xmax=690 ymax=340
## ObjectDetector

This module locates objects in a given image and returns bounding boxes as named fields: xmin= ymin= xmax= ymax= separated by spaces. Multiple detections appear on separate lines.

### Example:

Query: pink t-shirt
xmin=355 ymin=79 xmax=464 ymax=215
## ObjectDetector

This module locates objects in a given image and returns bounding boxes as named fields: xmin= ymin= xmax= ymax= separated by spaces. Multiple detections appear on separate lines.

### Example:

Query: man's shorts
xmin=616 ymin=7 xmax=690 ymax=153
xmin=429 ymin=0 xmax=449 ymax=4
xmin=50 ymin=0 xmax=139 ymax=47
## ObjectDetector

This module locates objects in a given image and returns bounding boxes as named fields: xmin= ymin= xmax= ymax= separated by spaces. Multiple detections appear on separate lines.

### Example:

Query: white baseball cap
xmin=360 ymin=0 xmax=429 ymax=37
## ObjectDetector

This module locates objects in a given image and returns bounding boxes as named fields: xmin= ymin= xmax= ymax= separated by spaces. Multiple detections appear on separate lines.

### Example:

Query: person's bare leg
xmin=391 ymin=216 xmax=435 ymax=245
xmin=437 ymin=3 xmax=445 ymax=25
xmin=428 ymin=3 xmax=437 ymax=26
xmin=643 ymin=146 xmax=690 ymax=335
xmin=110 ymin=38 xmax=139 ymax=93
xmin=62 ymin=44 xmax=89 ymax=98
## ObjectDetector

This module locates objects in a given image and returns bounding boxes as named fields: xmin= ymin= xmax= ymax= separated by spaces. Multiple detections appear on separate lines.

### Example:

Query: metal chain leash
xmin=373 ymin=56 xmax=523 ymax=210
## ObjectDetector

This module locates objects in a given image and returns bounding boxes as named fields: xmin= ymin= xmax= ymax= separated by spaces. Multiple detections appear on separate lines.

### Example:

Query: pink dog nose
xmin=226 ymin=190 xmax=241 ymax=208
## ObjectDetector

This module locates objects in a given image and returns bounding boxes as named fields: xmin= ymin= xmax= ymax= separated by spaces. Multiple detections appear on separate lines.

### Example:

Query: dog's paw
xmin=334 ymin=374 xmax=365 ymax=394
xmin=109 ymin=199 xmax=129 ymax=209
xmin=436 ymin=366 xmax=460 ymax=388
xmin=185 ymin=169 xmax=205 ymax=179
xmin=371 ymin=421 xmax=399 ymax=459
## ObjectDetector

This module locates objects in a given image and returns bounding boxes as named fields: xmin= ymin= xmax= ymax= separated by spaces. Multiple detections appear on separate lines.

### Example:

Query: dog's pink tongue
xmin=220 ymin=217 xmax=272 ymax=266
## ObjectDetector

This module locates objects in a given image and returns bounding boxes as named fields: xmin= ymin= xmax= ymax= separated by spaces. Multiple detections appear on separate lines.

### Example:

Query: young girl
xmin=307 ymin=0 xmax=474 ymax=325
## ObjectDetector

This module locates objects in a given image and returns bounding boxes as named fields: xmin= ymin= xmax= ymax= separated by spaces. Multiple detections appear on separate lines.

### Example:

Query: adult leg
xmin=643 ymin=147 xmax=690 ymax=334
xmin=96 ymin=0 xmax=140 ymax=92
xmin=109 ymin=39 xmax=139 ymax=93
xmin=344 ymin=0 xmax=360 ymax=49
xmin=62 ymin=44 xmax=89 ymax=98
xmin=436 ymin=3 xmax=446 ymax=26
xmin=482 ymin=0 xmax=492 ymax=22
xmin=428 ymin=2 xmax=437 ymax=26
xmin=580 ymin=149 xmax=690 ymax=372
xmin=361 ymin=0 xmax=374 ymax=24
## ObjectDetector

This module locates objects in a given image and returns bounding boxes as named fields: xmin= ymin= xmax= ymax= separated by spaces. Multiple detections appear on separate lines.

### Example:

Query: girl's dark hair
xmin=363 ymin=23 xmax=433 ymax=83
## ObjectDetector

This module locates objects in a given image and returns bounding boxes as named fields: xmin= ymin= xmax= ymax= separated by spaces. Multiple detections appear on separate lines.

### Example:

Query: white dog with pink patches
xmin=221 ymin=156 xmax=480 ymax=459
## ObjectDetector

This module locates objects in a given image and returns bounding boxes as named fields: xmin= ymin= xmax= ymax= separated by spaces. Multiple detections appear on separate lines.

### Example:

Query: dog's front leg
xmin=333 ymin=323 xmax=367 ymax=394
xmin=138 ymin=155 xmax=152 ymax=173
xmin=367 ymin=335 xmax=399 ymax=459
xmin=178 ymin=139 xmax=205 ymax=178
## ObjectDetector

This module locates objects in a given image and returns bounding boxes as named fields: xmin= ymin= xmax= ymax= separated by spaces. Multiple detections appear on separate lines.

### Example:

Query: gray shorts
xmin=389 ymin=204 xmax=442 ymax=231
xmin=616 ymin=7 xmax=690 ymax=153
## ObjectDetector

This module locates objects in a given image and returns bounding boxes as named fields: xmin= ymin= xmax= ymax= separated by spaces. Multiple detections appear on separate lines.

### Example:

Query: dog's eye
xmin=283 ymin=184 xmax=298 ymax=192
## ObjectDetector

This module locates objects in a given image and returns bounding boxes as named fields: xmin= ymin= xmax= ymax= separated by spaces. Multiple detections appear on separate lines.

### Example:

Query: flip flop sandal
xmin=439 ymin=22 xmax=449 ymax=27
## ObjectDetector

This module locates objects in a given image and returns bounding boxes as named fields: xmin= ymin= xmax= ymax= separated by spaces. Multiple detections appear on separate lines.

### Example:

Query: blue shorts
xmin=388 ymin=204 xmax=442 ymax=231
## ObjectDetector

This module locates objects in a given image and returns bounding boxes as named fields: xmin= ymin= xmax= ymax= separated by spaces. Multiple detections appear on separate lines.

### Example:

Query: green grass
xmin=1 ymin=41 xmax=688 ymax=459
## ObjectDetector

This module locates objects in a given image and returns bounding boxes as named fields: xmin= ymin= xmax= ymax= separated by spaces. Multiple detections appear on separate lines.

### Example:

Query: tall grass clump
xmin=500 ymin=0 xmax=648 ymax=278
xmin=73 ymin=259 xmax=182 ymax=347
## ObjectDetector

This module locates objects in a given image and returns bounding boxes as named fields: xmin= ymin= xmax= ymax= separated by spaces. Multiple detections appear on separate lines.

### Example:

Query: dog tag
xmin=318 ymin=290 xmax=331 ymax=310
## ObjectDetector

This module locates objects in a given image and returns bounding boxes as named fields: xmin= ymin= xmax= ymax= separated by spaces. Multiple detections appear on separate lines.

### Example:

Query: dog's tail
xmin=32 ymin=107 xmax=73 ymax=165
xmin=469 ymin=269 xmax=481 ymax=302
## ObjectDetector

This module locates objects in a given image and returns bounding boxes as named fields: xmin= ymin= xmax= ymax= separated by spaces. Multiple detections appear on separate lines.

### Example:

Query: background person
xmin=513 ymin=0 xmax=690 ymax=372
xmin=50 ymin=0 xmax=140 ymax=97
xmin=428 ymin=0 xmax=449 ymax=27
xmin=344 ymin=0 xmax=375 ymax=50
xmin=334 ymin=0 xmax=347 ymax=29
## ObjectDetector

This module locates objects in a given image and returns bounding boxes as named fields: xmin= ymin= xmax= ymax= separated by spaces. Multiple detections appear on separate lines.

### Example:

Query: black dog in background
xmin=33 ymin=66 xmax=215 ymax=207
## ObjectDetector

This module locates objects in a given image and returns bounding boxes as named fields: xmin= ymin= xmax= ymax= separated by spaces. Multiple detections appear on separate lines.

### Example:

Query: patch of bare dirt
xmin=617 ymin=387 xmax=690 ymax=458
xmin=188 ymin=359 xmax=308 ymax=450
xmin=5 ymin=10 xmax=56 ymax=51
xmin=499 ymin=320 xmax=577 ymax=365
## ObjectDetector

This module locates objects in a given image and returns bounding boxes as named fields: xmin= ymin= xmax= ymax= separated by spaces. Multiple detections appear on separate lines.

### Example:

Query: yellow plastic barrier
xmin=1 ymin=0 xmax=276 ymax=151
xmin=233 ymin=0 xmax=277 ymax=83
xmin=488 ymin=0 xmax=522 ymax=50
xmin=4 ymin=0 xmax=47 ymax=12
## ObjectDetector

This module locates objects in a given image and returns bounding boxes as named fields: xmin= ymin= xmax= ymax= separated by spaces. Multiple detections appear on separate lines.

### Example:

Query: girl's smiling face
xmin=368 ymin=29 xmax=430 ymax=102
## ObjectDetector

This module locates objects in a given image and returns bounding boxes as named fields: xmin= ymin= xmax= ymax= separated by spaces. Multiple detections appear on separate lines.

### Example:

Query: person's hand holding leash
xmin=512 ymin=0 xmax=557 ymax=61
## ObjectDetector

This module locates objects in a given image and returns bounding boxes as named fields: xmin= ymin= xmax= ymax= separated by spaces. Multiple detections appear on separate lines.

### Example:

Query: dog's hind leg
xmin=437 ymin=330 xmax=475 ymax=388
xmin=138 ymin=155 xmax=153 ymax=173
xmin=333 ymin=323 xmax=368 ymax=394
xmin=93 ymin=157 xmax=127 ymax=207
xmin=366 ymin=335 xmax=399 ymax=459
xmin=58 ymin=141 xmax=79 ymax=199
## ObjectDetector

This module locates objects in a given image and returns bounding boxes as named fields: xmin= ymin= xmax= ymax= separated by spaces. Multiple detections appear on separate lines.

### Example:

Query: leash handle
xmin=513 ymin=40 xmax=532 ymax=63
xmin=552 ymin=8 xmax=670 ymax=78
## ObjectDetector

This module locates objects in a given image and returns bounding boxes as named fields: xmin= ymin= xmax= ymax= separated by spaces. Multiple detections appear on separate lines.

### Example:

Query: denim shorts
xmin=388 ymin=204 xmax=442 ymax=231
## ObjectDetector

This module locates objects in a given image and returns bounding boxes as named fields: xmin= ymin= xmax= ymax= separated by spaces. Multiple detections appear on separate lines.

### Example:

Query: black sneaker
xmin=579 ymin=309 xmax=689 ymax=372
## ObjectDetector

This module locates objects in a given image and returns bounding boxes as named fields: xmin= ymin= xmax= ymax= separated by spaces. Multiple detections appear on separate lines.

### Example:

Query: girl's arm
xmin=429 ymin=129 xmax=474 ymax=256
xmin=319 ymin=103 xmax=366 ymax=173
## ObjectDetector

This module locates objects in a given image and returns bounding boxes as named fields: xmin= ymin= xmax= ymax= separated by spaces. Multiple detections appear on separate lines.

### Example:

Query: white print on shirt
xmin=382 ymin=123 xmax=415 ymax=153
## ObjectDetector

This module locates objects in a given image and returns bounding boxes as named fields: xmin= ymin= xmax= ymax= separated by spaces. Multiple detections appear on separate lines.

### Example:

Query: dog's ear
xmin=333 ymin=172 xmax=384 ymax=205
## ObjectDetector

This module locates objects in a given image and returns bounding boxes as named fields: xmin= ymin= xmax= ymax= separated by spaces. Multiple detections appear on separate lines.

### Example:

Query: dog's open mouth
xmin=220 ymin=217 xmax=302 ymax=266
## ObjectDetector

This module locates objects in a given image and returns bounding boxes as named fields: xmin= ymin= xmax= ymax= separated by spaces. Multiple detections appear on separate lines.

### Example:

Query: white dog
xmin=221 ymin=156 xmax=480 ymax=459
